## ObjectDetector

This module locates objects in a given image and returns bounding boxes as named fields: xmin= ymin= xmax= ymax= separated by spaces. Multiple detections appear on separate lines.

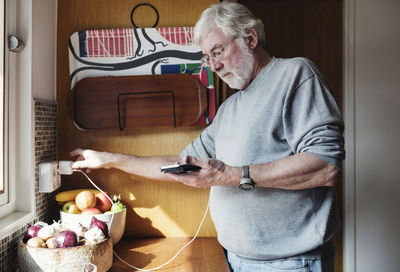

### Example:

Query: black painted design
xmin=151 ymin=59 xmax=169 ymax=75
xmin=133 ymin=28 xmax=144 ymax=57
xmin=141 ymin=28 xmax=168 ymax=53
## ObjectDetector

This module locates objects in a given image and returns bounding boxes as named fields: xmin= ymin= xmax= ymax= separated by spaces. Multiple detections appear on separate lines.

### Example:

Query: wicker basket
xmin=17 ymin=237 xmax=112 ymax=272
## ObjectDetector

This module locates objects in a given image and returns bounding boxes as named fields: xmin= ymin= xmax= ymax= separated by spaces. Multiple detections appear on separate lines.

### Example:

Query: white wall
xmin=349 ymin=0 xmax=400 ymax=271
xmin=32 ymin=0 xmax=57 ymax=101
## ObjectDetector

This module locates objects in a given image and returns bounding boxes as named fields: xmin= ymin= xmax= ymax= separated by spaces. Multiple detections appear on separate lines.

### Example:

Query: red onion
xmin=23 ymin=224 xmax=42 ymax=243
xmin=55 ymin=230 xmax=78 ymax=248
xmin=89 ymin=217 xmax=109 ymax=237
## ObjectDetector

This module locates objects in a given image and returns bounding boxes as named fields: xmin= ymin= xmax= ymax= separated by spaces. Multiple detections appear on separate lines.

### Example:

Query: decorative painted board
xmin=68 ymin=27 xmax=216 ymax=127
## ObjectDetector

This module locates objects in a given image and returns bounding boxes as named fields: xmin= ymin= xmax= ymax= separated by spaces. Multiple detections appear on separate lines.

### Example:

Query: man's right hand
xmin=70 ymin=148 xmax=114 ymax=173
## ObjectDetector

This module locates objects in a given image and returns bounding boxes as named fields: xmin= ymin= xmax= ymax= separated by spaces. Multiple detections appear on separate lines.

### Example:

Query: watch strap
xmin=242 ymin=165 xmax=250 ymax=179
xmin=239 ymin=165 xmax=255 ymax=190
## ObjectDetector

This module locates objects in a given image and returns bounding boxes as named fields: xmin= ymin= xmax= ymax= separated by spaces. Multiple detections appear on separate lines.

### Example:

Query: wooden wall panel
xmin=57 ymin=0 xmax=218 ymax=237
xmin=236 ymin=0 xmax=343 ymax=109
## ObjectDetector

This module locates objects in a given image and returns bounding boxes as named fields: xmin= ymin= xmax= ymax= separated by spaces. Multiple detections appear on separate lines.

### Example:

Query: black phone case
xmin=160 ymin=164 xmax=201 ymax=173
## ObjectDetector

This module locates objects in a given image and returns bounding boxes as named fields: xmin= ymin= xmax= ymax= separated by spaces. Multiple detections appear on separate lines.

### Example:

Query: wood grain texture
xmin=237 ymin=0 xmax=343 ymax=109
xmin=110 ymin=237 xmax=229 ymax=271
xmin=57 ymin=0 xmax=218 ymax=238
xmin=69 ymin=74 xmax=207 ymax=129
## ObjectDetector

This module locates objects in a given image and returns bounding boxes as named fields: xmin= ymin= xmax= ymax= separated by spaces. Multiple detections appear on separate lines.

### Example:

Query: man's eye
xmin=213 ymin=49 xmax=223 ymax=57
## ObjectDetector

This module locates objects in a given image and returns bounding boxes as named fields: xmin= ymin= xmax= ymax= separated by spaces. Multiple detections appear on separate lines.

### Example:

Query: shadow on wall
xmin=124 ymin=201 xmax=165 ymax=238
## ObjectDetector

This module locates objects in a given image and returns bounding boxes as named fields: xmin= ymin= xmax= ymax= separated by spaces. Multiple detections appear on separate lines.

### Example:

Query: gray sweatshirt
xmin=181 ymin=57 xmax=345 ymax=260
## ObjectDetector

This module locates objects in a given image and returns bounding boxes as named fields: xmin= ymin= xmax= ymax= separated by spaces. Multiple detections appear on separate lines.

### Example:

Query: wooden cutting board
xmin=67 ymin=74 xmax=208 ymax=130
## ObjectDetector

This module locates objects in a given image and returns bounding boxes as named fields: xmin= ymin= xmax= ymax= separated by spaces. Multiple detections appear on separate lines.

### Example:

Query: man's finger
xmin=76 ymin=155 xmax=85 ymax=161
xmin=184 ymin=156 xmax=199 ymax=164
xmin=71 ymin=160 xmax=91 ymax=169
xmin=70 ymin=148 xmax=84 ymax=157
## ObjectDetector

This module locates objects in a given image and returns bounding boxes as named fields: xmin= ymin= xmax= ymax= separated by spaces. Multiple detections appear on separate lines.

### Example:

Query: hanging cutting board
xmin=67 ymin=74 xmax=207 ymax=130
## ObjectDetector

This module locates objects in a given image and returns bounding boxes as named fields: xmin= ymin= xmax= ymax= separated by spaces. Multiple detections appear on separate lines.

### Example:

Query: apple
xmin=81 ymin=207 xmax=102 ymax=215
xmin=95 ymin=192 xmax=112 ymax=212
xmin=110 ymin=201 xmax=125 ymax=213
xmin=62 ymin=201 xmax=81 ymax=214
xmin=75 ymin=190 xmax=96 ymax=211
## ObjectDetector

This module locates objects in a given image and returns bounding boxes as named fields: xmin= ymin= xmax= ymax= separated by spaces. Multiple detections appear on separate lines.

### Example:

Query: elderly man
xmin=71 ymin=2 xmax=344 ymax=272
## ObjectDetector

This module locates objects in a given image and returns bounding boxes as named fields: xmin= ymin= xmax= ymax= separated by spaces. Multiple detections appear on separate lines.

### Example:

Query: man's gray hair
xmin=194 ymin=2 xmax=266 ymax=48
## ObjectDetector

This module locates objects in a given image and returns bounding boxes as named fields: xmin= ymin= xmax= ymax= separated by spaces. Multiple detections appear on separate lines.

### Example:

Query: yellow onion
xmin=26 ymin=237 xmax=45 ymax=248
xmin=45 ymin=237 xmax=58 ymax=248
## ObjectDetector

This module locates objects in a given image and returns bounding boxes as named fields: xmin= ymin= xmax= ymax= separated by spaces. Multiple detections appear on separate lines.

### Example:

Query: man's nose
xmin=210 ymin=59 xmax=223 ymax=72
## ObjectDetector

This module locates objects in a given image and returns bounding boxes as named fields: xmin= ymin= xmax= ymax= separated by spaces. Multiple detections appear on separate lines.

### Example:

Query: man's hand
xmin=165 ymin=156 xmax=240 ymax=188
xmin=70 ymin=148 xmax=114 ymax=173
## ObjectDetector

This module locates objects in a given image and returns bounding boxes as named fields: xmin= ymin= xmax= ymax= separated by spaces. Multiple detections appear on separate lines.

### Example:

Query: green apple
xmin=110 ymin=201 xmax=125 ymax=213
xmin=62 ymin=201 xmax=81 ymax=214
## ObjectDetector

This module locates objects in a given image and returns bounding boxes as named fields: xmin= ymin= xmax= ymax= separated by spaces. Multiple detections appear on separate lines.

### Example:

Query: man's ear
xmin=246 ymin=28 xmax=258 ymax=49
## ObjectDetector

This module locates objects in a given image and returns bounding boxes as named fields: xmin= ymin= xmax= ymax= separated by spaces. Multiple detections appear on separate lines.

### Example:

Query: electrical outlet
xmin=39 ymin=161 xmax=61 ymax=193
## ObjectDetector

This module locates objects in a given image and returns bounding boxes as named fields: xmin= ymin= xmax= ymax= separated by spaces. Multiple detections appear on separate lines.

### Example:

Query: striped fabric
xmin=82 ymin=29 xmax=136 ymax=58
xmin=78 ymin=27 xmax=195 ymax=58
xmin=155 ymin=27 xmax=194 ymax=46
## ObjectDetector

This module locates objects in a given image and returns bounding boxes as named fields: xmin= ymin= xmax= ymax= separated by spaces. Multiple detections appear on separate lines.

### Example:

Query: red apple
xmin=95 ymin=192 xmax=112 ymax=212
xmin=75 ymin=190 xmax=96 ymax=211
xmin=81 ymin=207 xmax=102 ymax=215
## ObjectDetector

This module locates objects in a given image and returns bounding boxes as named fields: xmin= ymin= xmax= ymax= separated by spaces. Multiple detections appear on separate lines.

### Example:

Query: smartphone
xmin=160 ymin=164 xmax=201 ymax=174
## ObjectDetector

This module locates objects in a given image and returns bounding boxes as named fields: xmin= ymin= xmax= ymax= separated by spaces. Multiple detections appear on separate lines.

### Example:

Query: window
xmin=0 ymin=0 xmax=35 ymax=239
xmin=0 ymin=0 xmax=7 ymax=206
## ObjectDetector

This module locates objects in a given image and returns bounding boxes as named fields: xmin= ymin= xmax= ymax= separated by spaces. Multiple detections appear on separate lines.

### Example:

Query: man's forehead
xmin=199 ymin=27 xmax=229 ymax=54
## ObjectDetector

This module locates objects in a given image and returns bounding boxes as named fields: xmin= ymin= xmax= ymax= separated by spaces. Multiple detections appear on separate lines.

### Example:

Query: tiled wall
xmin=0 ymin=99 xmax=58 ymax=272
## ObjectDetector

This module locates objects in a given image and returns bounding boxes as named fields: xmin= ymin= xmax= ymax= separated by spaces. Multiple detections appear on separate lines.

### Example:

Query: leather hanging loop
xmin=130 ymin=3 xmax=160 ymax=28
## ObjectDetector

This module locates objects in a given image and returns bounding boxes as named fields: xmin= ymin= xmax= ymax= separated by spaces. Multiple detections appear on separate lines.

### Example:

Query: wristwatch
xmin=239 ymin=165 xmax=255 ymax=190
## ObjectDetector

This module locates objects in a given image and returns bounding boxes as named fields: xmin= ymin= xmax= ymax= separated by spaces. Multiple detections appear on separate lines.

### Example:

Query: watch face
xmin=239 ymin=183 xmax=254 ymax=190
xmin=239 ymin=178 xmax=255 ymax=190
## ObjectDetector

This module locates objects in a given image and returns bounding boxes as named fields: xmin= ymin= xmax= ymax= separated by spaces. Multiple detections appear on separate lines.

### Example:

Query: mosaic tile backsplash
xmin=0 ymin=99 xmax=58 ymax=272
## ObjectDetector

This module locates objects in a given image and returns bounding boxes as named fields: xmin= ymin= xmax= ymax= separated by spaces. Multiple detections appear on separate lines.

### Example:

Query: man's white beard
xmin=217 ymin=40 xmax=256 ymax=90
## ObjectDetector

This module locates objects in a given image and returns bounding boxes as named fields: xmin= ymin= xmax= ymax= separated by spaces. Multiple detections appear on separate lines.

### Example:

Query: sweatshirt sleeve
xmin=180 ymin=120 xmax=216 ymax=160
xmin=283 ymin=69 xmax=345 ymax=168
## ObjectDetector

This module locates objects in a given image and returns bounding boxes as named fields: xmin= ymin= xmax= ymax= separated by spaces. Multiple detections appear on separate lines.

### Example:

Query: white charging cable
xmin=73 ymin=168 xmax=210 ymax=272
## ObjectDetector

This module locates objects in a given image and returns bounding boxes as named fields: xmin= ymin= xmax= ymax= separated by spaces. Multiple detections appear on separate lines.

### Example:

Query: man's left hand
xmin=165 ymin=156 xmax=239 ymax=188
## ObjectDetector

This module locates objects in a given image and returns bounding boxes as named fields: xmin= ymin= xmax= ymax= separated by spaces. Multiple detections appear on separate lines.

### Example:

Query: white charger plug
xmin=58 ymin=160 xmax=74 ymax=175
xmin=39 ymin=161 xmax=74 ymax=193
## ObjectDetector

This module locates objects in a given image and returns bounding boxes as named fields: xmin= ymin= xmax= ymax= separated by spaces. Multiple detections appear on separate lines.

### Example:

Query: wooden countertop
xmin=110 ymin=237 xmax=230 ymax=272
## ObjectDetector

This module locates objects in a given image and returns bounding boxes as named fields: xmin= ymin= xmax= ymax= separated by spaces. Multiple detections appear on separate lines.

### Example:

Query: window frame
xmin=0 ymin=0 xmax=7 ymax=206
xmin=0 ymin=0 xmax=35 ymax=239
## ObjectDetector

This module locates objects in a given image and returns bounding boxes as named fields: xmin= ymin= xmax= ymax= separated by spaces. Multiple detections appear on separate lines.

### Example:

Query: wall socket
xmin=39 ymin=161 xmax=61 ymax=193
